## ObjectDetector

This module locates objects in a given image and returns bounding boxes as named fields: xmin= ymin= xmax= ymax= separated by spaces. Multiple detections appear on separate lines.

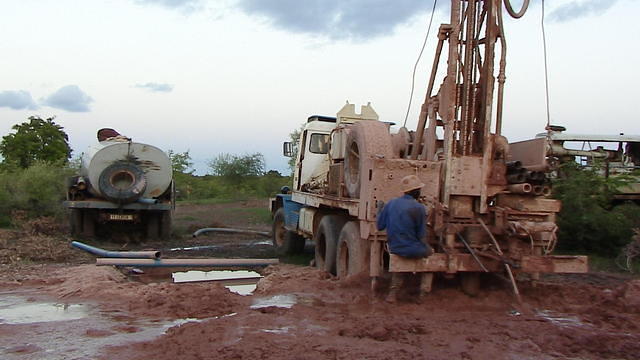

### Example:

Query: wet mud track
xmin=1 ymin=262 xmax=639 ymax=360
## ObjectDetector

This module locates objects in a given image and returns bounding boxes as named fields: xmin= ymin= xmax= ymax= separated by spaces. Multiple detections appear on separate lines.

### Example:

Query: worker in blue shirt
xmin=377 ymin=174 xmax=433 ymax=303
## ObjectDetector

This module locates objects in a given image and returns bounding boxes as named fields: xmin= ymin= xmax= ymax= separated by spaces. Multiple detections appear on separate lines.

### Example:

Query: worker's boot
xmin=417 ymin=273 xmax=434 ymax=303
xmin=385 ymin=273 xmax=403 ymax=303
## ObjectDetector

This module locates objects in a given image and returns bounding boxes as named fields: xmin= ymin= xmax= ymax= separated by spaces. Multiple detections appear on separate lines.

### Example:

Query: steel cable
xmin=541 ymin=0 xmax=552 ymax=130
xmin=403 ymin=0 xmax=438 ymax=128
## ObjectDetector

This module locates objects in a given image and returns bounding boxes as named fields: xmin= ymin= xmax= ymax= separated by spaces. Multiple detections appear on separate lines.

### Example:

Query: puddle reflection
xmin=172 ymin=270 xmax=262 ymax=295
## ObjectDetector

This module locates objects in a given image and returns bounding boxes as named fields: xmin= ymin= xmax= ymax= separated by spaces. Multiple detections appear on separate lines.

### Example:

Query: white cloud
xmin=0 ymin=90 xmax=38 ymax=110
xmin=135 ymin=82 xmax=174 ymax=92
xmin=135 ymin=0 xmax=202 ymax=11
xmin=41 ymin=85 xmax=93 ymax=112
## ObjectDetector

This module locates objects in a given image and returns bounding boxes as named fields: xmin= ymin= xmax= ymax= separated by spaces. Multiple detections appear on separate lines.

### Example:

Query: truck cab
xmin=290 ymin=116 xmax=335 ymax=193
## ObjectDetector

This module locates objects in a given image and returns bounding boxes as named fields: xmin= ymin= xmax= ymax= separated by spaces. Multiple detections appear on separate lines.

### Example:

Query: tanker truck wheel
xmin=343 ymin=121 xmax=394 ymax=198
xmin=272 ymin=208 xmax=304 ymax=255
xmin=159 ymin=211 xmax=172 ymax=240
xmin=146 ymin=213 xmax=160 ymax=240
xmin=82 ymin=210 xmax=96 ymax=237
xmin=336 ymin=221 xmax=369 ymax=279
xmin=314 ymin=215 xmax=347 ymax=275
xmin=98 ymin=163 xmax=147 ymax=203
xmin=69 ymin=209 xmax=82 ymax=235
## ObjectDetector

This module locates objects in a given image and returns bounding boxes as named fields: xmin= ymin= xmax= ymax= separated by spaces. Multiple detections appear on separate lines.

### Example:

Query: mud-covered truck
xmin=64 ymin=129 xmax=174 ymax=240
xmin=270 ymin=0 xmax=588 ymax=296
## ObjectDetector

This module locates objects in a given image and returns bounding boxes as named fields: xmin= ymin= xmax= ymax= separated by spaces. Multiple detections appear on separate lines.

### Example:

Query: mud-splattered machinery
xmin=64 ymin=130 xmax=174 ymax=240
xmin=271 ymin=0 xmax=587 ymax=294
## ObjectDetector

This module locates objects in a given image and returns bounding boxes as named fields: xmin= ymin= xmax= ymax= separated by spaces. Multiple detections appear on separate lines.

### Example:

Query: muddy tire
xmin=272 ymin=208 xmax=305 ymax=255
xmin=461 ymin=272 xmax=481 ymax=296
xmin=159 ymin=211 xmax=172 ymax=240
xmin=336 ymin=221 xmax=369 ymax=278
xmin=69 ymin=209 xmax=82 ymax=235
xmin=314 ymin=215 xmax=347 ymax=275
xmin=146 ymin=213 xmax=160 ymax=240
xmin=343 ymin=121 xmax=394 ymax=198
xmin=82 ymin=210 xmax=96 ymax=237
xmin=98 ymin=162 xmax=147 ymax=203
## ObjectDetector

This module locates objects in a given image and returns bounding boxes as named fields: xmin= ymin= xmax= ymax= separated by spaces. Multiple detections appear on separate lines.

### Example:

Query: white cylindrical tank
xmin=80 ymin=139 xmax=172 ymax=202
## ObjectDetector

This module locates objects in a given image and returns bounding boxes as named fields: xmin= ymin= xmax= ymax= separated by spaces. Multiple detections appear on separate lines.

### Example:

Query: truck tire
xmin=314 ymin=215 xmax=347 ymax=275
xmin=69 ymin=209 xmax=82 ymax=235
xmin=98 ymin=162 xmax=147 ymax=203
xmin=82 ymin=210 xmax=96 ymax=237
xmin=272 ymin=208 xmax=305 ymax=255
xmin=159 ymin=211 xmax=172 ymax=240
xmin=146 ymin=213 xmax=160 ymax=240
xmin=336 ymin=221 xmax=369 ymax=278
xmin=343 ymin=121 xmax=394 ymax=198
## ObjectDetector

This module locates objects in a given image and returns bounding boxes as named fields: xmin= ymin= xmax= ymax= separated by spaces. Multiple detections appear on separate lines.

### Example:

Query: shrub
xmin=0 ymin=162 xmax=71 ymax=226
xmin=553 ymin=162 xmax=638 ymax=257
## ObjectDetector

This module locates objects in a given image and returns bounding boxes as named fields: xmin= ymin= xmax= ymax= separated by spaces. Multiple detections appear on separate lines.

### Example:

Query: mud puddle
xmin=536 ymin=309 xmax=589 ymax=328
xmin=250 ymin=294 xmax=298 ymax=309
xmin=172 ymin=270 xmax=262 ymax=295
xmin=0 ymin=295 xmax=89 ymax=324
xmin=0 ymin=291 xmax=227 ymax=360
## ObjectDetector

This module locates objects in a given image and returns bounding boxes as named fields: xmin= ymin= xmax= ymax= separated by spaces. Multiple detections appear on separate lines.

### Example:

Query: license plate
xmin=109 ymin=214 xmax=134 ymax=221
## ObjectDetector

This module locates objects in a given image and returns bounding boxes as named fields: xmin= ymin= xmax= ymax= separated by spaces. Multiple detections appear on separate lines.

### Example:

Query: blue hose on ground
xmin=71 ymin=241 xmax=161 ymax=259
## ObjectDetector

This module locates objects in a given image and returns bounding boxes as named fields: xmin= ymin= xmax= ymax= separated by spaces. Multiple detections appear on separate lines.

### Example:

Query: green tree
xmin=287 ymin=123 xmax=305 ymax=173
xmin=553 ymin=162 xmax=638 ymax=256
xmin=208 ymin=153 xmax=265 ymax=182
xmin=0 ymin=116 xmax=71 ymax=168
xmin=167 ymin=149 xmax=194 ymax=174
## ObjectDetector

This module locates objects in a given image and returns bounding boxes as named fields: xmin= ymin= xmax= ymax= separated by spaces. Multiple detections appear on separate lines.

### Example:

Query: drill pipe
xmin=533 ymin=185 xmax=544 ymax=196
xmin=96 ymin=258 xmax=279 ymax=267
xmin=507 ymin=183 xmax=533 ymax=194
xmin=507 ymin=173 xmax=526 ymax=184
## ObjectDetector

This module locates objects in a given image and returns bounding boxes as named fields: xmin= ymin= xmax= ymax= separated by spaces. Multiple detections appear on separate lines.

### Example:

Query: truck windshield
xmin=309 ymin=133 xmax=329 ymax=154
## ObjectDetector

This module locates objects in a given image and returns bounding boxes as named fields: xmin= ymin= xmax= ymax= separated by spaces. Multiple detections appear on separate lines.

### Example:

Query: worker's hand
xmin=376 ymin=200 xmax=385 ymax=214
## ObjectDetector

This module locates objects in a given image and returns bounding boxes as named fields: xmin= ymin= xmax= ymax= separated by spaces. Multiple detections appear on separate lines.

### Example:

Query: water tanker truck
xmin=64 ymin=128 xmax=174 ymax=240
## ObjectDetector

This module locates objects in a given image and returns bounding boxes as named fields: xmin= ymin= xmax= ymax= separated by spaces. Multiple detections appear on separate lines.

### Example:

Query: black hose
xmin=192 ymin=227 xmax=270 ymax=238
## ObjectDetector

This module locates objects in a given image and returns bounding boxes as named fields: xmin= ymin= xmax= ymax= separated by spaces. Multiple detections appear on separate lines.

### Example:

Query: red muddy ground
xmin=1 ymin=201 xmax=639 ymax=360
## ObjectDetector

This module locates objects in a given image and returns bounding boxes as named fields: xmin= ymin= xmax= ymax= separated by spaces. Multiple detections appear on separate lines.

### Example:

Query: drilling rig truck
xmin=270 ymin=0 xmax=588 ymax=294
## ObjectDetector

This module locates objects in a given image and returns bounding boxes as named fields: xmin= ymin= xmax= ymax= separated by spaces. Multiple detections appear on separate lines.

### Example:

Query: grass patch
xmin=222 ymin=207 xmax=272 ymax=225
xmin=177 ymin=198 xmax=245 ymax=206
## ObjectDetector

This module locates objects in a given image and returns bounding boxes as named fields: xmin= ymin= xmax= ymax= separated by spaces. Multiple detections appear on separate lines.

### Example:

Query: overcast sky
xmin=1 ymin=0 xmax=638 ymax=174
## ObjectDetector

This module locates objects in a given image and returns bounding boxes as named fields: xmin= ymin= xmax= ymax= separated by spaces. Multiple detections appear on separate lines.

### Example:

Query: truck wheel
xmin=460 ymin=272 xmax=481 ymax=296
xmin=99 ymin=162 xmax=147 ymax=203
xmin=146 ymin=213 xmax=160 ymax=240
xmin=343 ymin=121 xmax=394 ymax=198
xmin=336 ymin=221 xmax=369 ymax=278
xmin=314 ymin=215 xmax=347 ymax=275
xmin=69 ymin=209 xmax=82 ymax=235
xmin=159 ymin=211 xmax=172 ymax=240
xmin=272 ymin=208 xmax=305 ymax=255
xmin=82 ymin=210 xmax=96 ymax=237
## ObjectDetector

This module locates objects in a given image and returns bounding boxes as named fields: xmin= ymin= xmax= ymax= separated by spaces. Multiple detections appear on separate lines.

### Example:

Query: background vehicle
xmin=270 ymin=0 xmax=588 ymax=295
xmin=511 ymin=126 xmax=640 ymax=202
xmin=64 ymin=131 xmax=174 ymax=240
